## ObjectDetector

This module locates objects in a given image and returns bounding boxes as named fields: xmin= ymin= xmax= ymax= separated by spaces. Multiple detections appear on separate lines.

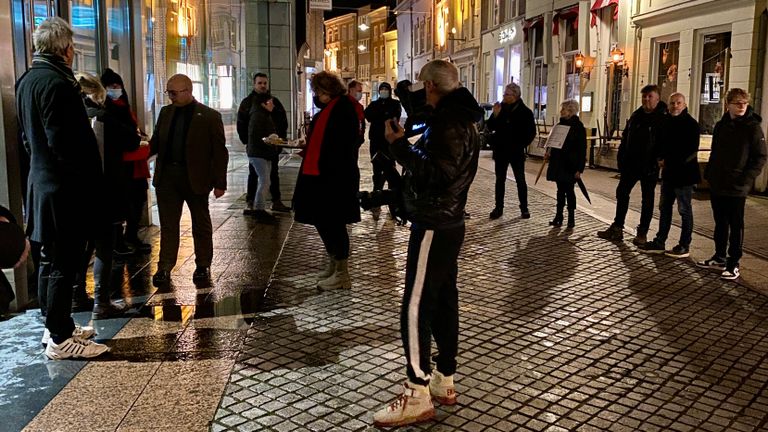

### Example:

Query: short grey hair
xmin=418 ymin=60 xmax=459 ymax=95
xmin=505 ymin=83 xmax=521 ymax=97
xmin=669 ymin=92 xmax=686 ymax=103
xmin=561 ymin=99 xmax=580 ymax=117
xmin=33 ymin=17 xmax=73 ymax=57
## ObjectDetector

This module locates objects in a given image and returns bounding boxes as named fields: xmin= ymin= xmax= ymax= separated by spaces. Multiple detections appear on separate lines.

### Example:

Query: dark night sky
xmin=324 ymin=1 xmax=396 ymax=19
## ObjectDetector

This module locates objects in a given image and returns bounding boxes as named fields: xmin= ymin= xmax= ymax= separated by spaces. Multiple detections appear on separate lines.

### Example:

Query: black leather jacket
xmin=390 ymin=87 xmax=483 ymax=229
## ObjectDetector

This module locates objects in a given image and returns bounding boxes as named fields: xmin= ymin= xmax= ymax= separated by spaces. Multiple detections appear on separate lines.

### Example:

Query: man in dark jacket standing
xmin=150 ymin=74 xmax=228 ymax=286
xmin=375 ymin=60 xmax=482 ymax=428
xmin=598 ymin=84 xmax=667 ymax=245
xmin=364 ymin=82 xmax=403 ymax=195
xmin=697 ymin=88 xmax=767 ymax=280
xmin=236 ymin=73 xmax=290 ymax=214
xmin=486 ymin=82 xmax=536 ymax=219
xmin=16 ymin=17 xmax=107 ymax=359
xmin=246 ymin=93 xmax=280 ymax=223
xmin=639 ymin=93 xmax=700 ymax=257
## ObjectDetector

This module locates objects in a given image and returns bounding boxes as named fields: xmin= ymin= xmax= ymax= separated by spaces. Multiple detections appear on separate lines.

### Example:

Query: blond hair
xmin=76 ymin=73 xmax=106 ymax=105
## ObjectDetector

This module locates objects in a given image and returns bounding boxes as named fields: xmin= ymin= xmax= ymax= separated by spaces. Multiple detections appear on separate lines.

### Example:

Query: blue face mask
xmin=379 ymin=90 xmax=390 ymax=99
xmin=106 ymin=88 xmax=122 ymax=100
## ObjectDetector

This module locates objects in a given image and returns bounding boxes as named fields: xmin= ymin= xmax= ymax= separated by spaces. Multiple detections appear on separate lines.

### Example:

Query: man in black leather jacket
xmin=374 ymin=60 xmax=482 ymax=428
xmin=598 ymin=84 xmax=667 ymax=245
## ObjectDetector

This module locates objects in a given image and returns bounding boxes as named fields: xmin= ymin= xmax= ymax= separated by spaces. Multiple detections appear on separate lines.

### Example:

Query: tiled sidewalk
xmin=211 ymin=162 xmax=768 ymax=431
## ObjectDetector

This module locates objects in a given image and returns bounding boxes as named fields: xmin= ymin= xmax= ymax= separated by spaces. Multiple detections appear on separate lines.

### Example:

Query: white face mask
xmin=379 ymin=90 xmax=390 ymax=99
xmin=106 ymin=88 xmax=122 ymax=100
xmin=355 ymin=92 xmax=363 ymax=101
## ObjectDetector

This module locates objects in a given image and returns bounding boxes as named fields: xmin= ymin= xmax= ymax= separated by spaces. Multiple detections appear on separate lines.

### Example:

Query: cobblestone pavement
xmin=211 ymin=155 xmax=768 ymax=431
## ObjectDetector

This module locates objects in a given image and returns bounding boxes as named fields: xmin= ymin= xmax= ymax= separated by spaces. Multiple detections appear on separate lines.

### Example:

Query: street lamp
xmin=359 ymin=23 xmax=369 ymax=31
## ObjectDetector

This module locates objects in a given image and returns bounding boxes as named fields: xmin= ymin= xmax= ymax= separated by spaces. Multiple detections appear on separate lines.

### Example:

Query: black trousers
xmin=125 ymin=179 xmax=148 ymax=241
xmin=494 ymin=156 xmax=528 ymax=211
xmin=556 ymin=180 xmax=577 ymax=212
xmin=613 ymin=174 xmax=657 ymax=234
xmin=246 ymin=153 xmax=281 ymax=203
xmin=370 ymin=143 xmax=401 ymax=192
xmin=315 ymin=222 xmax=350 ymax=260
xmin=711 ymin=195 xmax=746 ymax=268
xmin=41 ymin=236 xmax=87 ymax=343
xmin=155 ymin=166 xmax=214 ymax=271
xmin=401 ymin=223 xmax=465 ymax=385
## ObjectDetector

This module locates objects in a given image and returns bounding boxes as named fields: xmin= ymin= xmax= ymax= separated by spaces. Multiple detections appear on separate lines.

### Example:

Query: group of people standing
xmin=598 ymin=84 xmax=767 ymax=280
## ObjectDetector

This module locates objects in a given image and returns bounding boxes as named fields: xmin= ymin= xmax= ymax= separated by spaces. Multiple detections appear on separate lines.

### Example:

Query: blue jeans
xmin=248 ymin=157 xmax=272 ymax=211
xmin=655 ymin=183 xmax=693 ymax=247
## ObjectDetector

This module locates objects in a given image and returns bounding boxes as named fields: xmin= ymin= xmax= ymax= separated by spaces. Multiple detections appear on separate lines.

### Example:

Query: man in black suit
xmin=16 ymin=17 xmax=107 ymax=359
xmin=150 ymin=74 xmax=229 ymax=286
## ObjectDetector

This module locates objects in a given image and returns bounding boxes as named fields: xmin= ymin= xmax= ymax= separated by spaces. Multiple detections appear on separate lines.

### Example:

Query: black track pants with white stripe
xmin=401 ymin=223 xmax=465 ymax=386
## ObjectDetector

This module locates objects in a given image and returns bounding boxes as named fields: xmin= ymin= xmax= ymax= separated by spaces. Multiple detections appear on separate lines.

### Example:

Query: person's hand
xmin=14 ymin=239 xmax=31 ymax=269
xmin=262 ymin=99 xmax=275 ymax=112
xmin=575 ymin=171 xmax=582 ymax=180
xmin=213 ymin=188 xmax=225 ymax=198
xmin=658 ymin=159 xmax=665 ymax=169
xmin=385 ymin=118 xmax=404 ymax=144
xmin=492 ymin=102 xmax=501 ymax=116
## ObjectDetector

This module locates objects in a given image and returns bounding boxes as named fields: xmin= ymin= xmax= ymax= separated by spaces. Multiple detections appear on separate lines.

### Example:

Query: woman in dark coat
xmin=293 ymin=71 xmax=361 ymax=290
xmin=546 ymin=100 xmax=586 ymax=228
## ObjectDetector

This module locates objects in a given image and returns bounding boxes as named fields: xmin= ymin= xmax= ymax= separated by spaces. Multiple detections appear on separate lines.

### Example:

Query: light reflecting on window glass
xmin=495 ymin=48 xmax=504 ymax=102
xmin=70 ymin=0 xmax=98 ymax=75
xmin=107 ymin=0 xmax=132 ymax=90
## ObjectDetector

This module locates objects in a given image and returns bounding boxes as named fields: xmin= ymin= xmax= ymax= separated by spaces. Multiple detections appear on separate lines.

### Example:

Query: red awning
xmin=553 ymin=5 xmax=579 ymax=36
xmin=590 ymin=0 xmax=619 ymax=27
xmin=523 ymin=17 xmax=544 ymax=42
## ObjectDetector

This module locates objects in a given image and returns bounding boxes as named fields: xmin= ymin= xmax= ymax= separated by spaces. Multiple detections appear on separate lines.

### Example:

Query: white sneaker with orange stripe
xmin=373 ymin=382 xmax=435 ymax=428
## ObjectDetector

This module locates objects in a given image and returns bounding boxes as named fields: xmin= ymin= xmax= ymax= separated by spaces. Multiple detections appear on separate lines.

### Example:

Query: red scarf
xmin=302 ymin=96 xmax=340 ymax=175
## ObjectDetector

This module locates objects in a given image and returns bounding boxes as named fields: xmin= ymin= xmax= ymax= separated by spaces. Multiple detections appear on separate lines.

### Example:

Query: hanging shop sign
xmin=499 ymin=26 xmax=517 ymax=44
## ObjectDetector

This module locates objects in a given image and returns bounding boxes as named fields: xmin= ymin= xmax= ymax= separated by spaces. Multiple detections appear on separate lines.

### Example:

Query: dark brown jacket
xmin=150 ymin=101 xmax=228 ymax=194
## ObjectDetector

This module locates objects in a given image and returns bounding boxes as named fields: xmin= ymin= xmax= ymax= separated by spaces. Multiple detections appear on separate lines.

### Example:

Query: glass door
xmin=70 ymin=0 xmax=99 ymax=75
xmin=12 ymin=0 xmax=57 ymax=76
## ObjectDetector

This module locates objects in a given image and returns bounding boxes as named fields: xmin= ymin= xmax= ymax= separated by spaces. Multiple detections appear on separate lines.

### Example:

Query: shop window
xmin=509 ymin=44 xmax=522 ymax=84
xmin=533 ymin=58 xmax=548 ymax=121
xmin=564 ymin=54 xmax=580 ymax=105
xmin=494 ymin=48 xmax=505 ymax=102
xmin=698 ymin=32 xmax=731 ymax=135
xmin=656 ymin=40 xmax=679 ymax=103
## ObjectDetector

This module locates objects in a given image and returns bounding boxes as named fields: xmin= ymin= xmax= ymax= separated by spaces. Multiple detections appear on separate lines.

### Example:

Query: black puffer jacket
xmin=547 ymin=115 xmax=586 ymax=183
xmin=486 ymin=99 xmax=536 ymax=160
xmin=617 ymin=101 xmax=668 ymax=177
xmin=364 ymin=97 xmax=402 ymax=156
xmin=390 ymin=87 xmax=483 ymax=229
xmin=706 ymin=107 xmax=768 ymax=197
xmin=236 ymin=91 xmax=288 ymax=143
xmin=658 ymin=108 xmax=701 ymax=187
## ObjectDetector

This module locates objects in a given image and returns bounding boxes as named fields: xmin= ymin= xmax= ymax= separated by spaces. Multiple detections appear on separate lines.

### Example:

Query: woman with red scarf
xmin=293 ymin=71 xmax=361 ymax=290
xmin=101 ymin=69 xmax=152 ymax=255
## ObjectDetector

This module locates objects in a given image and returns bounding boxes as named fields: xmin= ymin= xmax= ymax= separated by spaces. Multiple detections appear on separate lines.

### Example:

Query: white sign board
xmin=545 ymin=125 xmax=571 ymax=149
xmin=310 ymin=0 xmax=332 ymax=11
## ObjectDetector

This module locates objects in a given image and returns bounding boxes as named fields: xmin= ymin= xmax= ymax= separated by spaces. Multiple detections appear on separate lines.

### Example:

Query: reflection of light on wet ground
xmin=153 ymin=305 xmax=196 ymax=324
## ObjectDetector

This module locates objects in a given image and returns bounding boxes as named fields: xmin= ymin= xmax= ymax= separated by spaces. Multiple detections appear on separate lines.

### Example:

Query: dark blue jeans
xmin=654 ymin=183 xmax=693 ymax=247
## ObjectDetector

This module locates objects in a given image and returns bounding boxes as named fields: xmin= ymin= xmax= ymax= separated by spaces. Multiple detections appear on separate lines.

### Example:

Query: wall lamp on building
xmin=324 ymin=49 xmax=332 ymax=57
xmin=610 ymin=47 xmax=624 ymax=63
xmin=358 ymin=44 xmax=367 ymax=52
xmin=574 ymin=52 xmax=594 ymax=79
xmin=359 ymin=23 xmax=369 ymax=31
xmin=448 ymin=27 xmax=466 ymax=42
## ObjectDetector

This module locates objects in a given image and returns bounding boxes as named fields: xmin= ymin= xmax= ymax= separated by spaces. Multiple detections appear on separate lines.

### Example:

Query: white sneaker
xmin=373 ymin=382 xmax=435 ymax=428
xmin=41 ymin=325 xmax=96 ymax=347
xmin=721 ymin=267 xmax=740 ymax=280
xmin=430 ymin=371 xmax=457 ymax=405
xmin=45 ymin=336 xmax=110 ymax=360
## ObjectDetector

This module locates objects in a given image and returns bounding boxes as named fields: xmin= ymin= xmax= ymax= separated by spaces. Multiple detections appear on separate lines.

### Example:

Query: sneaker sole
xmin=432 ymin=395 xmax=457 ymax=406
xmin=45 ymin=346 xmax=110 ymax=360
xmin=696 ymin=263 xmax=726 ymax=270
xmin=721 ymin=274 xmax=740 ymax=280
xmin=665 ymin=252 xmax=690 ymax=258
xmin=373 ymin=408 xmax=435 ymax=428
xmin=638 ymin=249 xmax=665 ymax=255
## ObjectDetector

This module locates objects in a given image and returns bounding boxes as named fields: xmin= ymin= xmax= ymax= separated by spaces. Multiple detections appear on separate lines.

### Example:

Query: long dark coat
xmin=293 ymin=95 xmax=361 ymax=226
xmin=547 ymin=115 xmax=587 ymax=183
xmin=87 ymin=97 xmax=140 ymax=223
xmin=15 ymin=54 xmax=103 ymax=243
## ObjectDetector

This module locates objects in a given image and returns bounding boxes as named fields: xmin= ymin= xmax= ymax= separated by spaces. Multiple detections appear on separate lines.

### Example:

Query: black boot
xmin=549 ymin=206 xmax=564 ymax=226
xmin=567 ymin=209 xmax=575 ymax=228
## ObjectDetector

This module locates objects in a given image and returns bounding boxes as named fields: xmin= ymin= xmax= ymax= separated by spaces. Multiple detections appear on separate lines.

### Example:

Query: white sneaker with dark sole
xmin=721 ymin=267 xmax=740 ymax=280
xmin=45 ymin=336 xmax=109 ymax=360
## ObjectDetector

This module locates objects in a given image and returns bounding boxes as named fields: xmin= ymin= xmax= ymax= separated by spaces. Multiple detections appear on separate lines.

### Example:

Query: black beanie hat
xmin=0 ymin=222 xmax=26 ymax=269
xmin=100 ymin=68 xmax=124 ymax=88
xmin=379 ymin=82 xmax=392 ymax=91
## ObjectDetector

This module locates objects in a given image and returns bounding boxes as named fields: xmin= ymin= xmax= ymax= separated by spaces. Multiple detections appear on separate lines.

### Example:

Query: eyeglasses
xmin=164 ymin=89 xmax=189 ymax=97
xmin=729 ymin=101 xmax=748 ymax=107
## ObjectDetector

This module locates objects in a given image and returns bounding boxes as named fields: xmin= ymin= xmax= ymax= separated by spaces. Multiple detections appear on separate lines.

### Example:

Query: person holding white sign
xmin=546 ymin=100 xmax=586 ymax=228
